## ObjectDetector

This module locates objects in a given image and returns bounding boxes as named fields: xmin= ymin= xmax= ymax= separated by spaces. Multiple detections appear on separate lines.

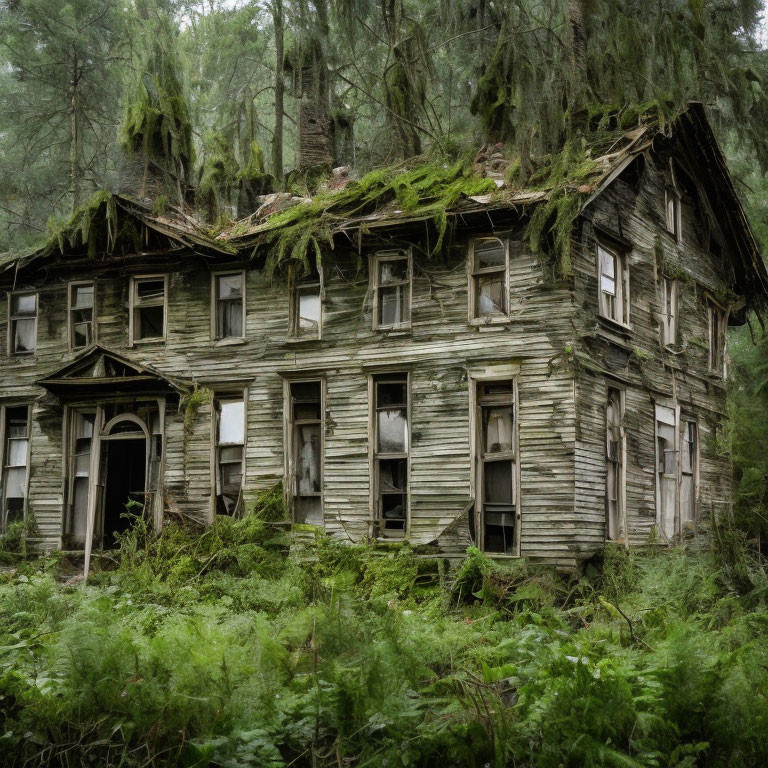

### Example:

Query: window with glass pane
xmin=289 ymin=381 xmax=323 ymax=525
xmin=2 ymin=406 xmax=29 ymax=531
xmin=477 ymin=381 xmax=516 ymax=554
xmin=69 ymin=283 xmax=94 ymax=349
xmin=68 ymin=411 xmax=94 ymax=545
xmin=374 ymin=375 xmax=408 ymax=536
xmin=472 ymin=238 xmax=508 ymax=318
xmin=215 ymin=273 xmax=244 ymax=338
xmin=132 ymin=277 xmax=166 ymax=341
xmin=216 ymin=399 xmax=244 ymax=515
xmin=708 ymin=303 xmax=726 ymax=372
xmin=659 ymin=277 xmax=677 ymax=346
xmin=655 ymin=405 xmax=677 ymax=541
xmin=680 ymin=420 xmax=696 ymax=525
xmin=666 ymin=189 xmax=681 ymax=240
xmin=9 ymin=293 xmax=37 ymax=354
xmin=598 ymin=245 xmax=628 ymax=324
xmin=605 ymin=389 xmax=624 ymax=542
xmin=374 ymin=252 xmax=411 ymax=328
xmin=292 ymin=280 xmax=321 ymax=338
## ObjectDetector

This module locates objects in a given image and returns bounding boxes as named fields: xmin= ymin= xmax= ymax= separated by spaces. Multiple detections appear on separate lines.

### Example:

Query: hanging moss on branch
xmin=197 ymin=132 xmax=239 ymax=225
xmin=259 ymin=159 xmax=496 ymax=277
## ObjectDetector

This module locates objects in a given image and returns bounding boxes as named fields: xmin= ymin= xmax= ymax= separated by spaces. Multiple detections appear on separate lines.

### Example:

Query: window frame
xmin=212 ymin=391 xmax=247 ymax=517
xmin=210 ymin=270 xmax=246 ymax=342
xmin=654 ymin=402 xmax=679 ymax=542
xmin=369 ymin=371 xmax=410 ymax=539
xmin=0 ymin=403 xmax=32 ymax=533
xmin=371 ymin=249 xmax=413 ymax=331
xmin=605 ymin=387 xmax=626 ymax=543
xmin=468 ymin=364 xmax=521 ymax=557
xmin=597 ymin=244 xmax=630 ymax=327
xmin=659 ymin=276 xmax=678 ymax=348
xmin=284 ymin=377 xmax=325 ymax=526
xmin=289 ymin=274 xmax=323 ymax=341
xmin=665 ymin=187 xmax=682 ymax=243
xmin=708 ymin=300 xmax=728 ymax=376
xmin=7 ymin=291 xmax=38 ymax=356
xmin=67 ymin=280 xmax=96 ymax=351
xmin=129 ymin=274 xmax=168 ymax=346
xmin=680 ymin=418 xmax=698 ymax=527
xmin=468 ymin=237 xmax=510 ymax=324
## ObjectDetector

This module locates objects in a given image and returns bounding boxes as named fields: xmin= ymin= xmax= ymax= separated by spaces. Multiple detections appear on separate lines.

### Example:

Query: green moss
xmin=259 ymin=159 xmax=496 ymax=278
xmin=180 ymin=385 xmax=213 ymax=450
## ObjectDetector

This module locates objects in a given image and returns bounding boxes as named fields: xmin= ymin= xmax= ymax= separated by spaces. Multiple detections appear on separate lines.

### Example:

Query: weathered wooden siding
xmin=0 ymin=231 xmax=579 ymax=564
xmin=573 ymin=150 xmax=732 ymax=554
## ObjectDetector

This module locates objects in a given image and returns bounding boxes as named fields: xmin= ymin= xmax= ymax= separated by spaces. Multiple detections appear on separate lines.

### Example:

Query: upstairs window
xmin=372 ymin=250 xmax=411 ymax=329
xmin=659 ymin=277 xmax=678 ymax=347
xmin=598 ymin=245 xmax=629 ymax=326
xmin=213 ymin=272 xmax=245 ymax=339
xmin=214 ymin=398 xmax=244 ymax=515
xmin=69 ymin=282 xmax=95 ymax=350
xmin=8 ymin=292 xmax=37 ymax=355
xmin=708 ymin=302 xmax=727 ymax=374
xmin=372 ymin=374 xmax=409 ymax=538
xmin=130 ymin=276 xmax=167 ymax=343
xmin=470 ymin=238 xmax=508 ymax=320
xmin=1 ymin=405 xmax=30 ymax=532
xmin=291 ymin=275 xmax=321 ymax=339
xmin=665 ymin=188 xmax=682 ymax=241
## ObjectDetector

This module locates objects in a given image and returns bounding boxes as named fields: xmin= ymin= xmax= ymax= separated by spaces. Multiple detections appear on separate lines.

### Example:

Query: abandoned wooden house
xmin=1 ymin=103 xmax=766 ymax=569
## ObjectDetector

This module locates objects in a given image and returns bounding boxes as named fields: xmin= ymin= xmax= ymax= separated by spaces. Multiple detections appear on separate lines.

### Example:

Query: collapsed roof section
xmin=1 ymin=104 xmax=765 ymax=311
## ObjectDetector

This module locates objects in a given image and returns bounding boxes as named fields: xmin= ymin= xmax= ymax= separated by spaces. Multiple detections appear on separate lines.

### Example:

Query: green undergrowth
xmin=2 ymin=518 xmax=768 ymax=767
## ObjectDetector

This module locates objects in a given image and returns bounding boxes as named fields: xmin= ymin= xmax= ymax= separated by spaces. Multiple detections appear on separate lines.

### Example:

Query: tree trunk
xmin=568 ymin=0 xmax=588 ymax=76
xmin=69 ymin=55 xmax=81 ymax=211
xmin=271 ymin=1 xmax=285 ymax=184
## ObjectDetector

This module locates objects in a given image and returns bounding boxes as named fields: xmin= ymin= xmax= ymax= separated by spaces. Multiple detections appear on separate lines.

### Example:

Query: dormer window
xmin=597 ymin=245 xmax=629 ymax=326
xmin=470 ymin=237 xmax=509 ymax=320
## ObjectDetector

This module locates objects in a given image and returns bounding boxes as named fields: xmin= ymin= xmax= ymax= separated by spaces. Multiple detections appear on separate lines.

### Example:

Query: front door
xmin=101 ymin=437 xmax=147 ymax=548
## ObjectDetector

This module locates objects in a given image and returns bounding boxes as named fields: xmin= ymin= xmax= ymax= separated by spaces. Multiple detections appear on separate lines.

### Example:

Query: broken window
xmin=477 ymin=380 xmax=517 ymax=554
xmin=214 ymin=272 xmax=245 ymax=339
xmin=291 ymin=273 xmax=321 ymax=339
xmin=606 ymin=388 xmax=625 ymax=542
xmin=215 ymin=398 xmax=244 ymax=515
xmin=67 ymin=411 xmax=95 ymax=546
xmin=659 ymin=277 xmax=678 ymax=347
xmin=373 ymin=374 xmax=409 ymax=537
xmin=9 ymin=292 xmax=37 ymax=355
xmin=471 ymin=238 xmax=508 ymax=319
xmin=708 ymin=302 xmax=727 ymax=374
xmin=373 ymin=250 xmax=411 ymax=329
xmin=655 ymin=404 xmax=677 ymax=542
xmin=1 ymin=405 xmax=30 ymax=532
xmin=665 ymin=188 xmax=682 ymax=241
xmin=598 ymin=245 xmax=629 ymax=325
xmin=69 ymin=283 xmax=95 ymax=350
xmin=131 ymin=277 xmax=166 ymax=342
xmin=288 ymin=381 xmax=323 ymax=525
xmin=680 ymin=419 xmax=697 ymax=526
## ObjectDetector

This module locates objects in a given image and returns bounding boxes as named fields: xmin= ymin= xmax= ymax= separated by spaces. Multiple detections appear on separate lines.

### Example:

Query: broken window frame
xmin=289 ymin=274 xmax=323 ymax=340
xmin=63 ymin=408 xmax=96 ymax=546
xmin=8 ymin=291 xmax=38 ymax=356
xmin=371 ymin=249 xmax=413 ymax=330
xmin=472 ymin=377 xmax=519 ymax=556
xmin=213 ymin=393 xmax=246 ymax=517
xmin=605 ymin=387 xmax=626 ymax=543
xmin=68 ymin=281 xmax=96 ymax=351
xmin=468 ymin=237 xmax=510 ymax=323
xmin=284 ymin=378 xmax=324 ymax=526
xmin=708 ymin=300 xmax=728 ymax=376
xmin=659 ymin=276 xmax=678 ymax=347
xmin=129 ymin=275 xmax=168 ymax=345
xmin=597 ymin=244 xmax=630 ymax=326
xmin=370 ymin=372 xmax=410 ymax=539
xmin=0 ymin=403 xmax=31 ymax=534
xmin=665 ymin=160 xmax=683 ymax=243
xmin=211 ymin=270 xmax=246 ymax=341
xmin=680 ymin=418 xmax=698 ymax=527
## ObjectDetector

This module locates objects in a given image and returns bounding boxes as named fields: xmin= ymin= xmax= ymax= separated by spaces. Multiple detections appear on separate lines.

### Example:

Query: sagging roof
xmin=2 ymin=104 xmax=766 ymax=311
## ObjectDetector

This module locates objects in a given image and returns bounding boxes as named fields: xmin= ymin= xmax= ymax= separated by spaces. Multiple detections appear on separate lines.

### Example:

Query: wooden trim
xmin=128 ymin=274 xmax=168 ymax=346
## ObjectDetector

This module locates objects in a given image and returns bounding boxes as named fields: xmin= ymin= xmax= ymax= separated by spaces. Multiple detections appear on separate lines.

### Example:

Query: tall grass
xmin=1 ymin=515 xmax=767 ymax=767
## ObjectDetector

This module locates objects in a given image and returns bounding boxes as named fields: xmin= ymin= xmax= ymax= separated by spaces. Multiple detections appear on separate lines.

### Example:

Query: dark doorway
xmin=102 ymin=438 xmax=146 ymax=548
